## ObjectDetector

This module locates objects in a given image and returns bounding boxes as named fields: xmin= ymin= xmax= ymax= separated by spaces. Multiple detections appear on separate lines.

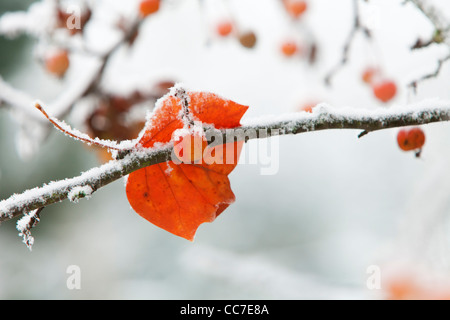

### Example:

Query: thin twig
xmin=406 ymin=0 xmax=449 ymax=36
xmin=324 ymin=0 xmax=371 ymax=86
xmin=410 ymin=29 xmax=446 ymax=50
xmin=35 ymin=102 xmax=121 ymax=151
xmin=408 ymin=53 xmax=450 ymax=93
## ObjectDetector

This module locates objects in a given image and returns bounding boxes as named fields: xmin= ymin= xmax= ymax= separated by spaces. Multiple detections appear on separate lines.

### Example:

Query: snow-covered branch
xmin=1 ymin=99 xmax=450 ymax=225
xmin=408 ymin=53 xmax=450 ymax=91
xmin=241 ymin=99 xmax=450 ymax=137
xmin=0 ymin=143 xmax=173 ymax=223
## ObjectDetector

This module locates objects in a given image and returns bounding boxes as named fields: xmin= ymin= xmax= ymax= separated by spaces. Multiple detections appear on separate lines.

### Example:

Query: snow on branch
xmin=408 ymin=53 xmax=450 ymax=91
xmin=240 ymin=99 xmax=450 ymax=137
xmin=35 ymin=102 xmax=122 ymax=151
xmin=1 ymin=99 xmax=450 ymax=226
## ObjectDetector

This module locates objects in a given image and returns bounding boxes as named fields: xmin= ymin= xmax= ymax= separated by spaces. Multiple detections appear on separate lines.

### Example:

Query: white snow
xmin=38 ymin=103 xmax=122 ymax=150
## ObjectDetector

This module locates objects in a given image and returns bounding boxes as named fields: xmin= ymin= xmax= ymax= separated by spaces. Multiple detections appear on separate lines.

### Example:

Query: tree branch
xmin=408 ymin=53 xmax=450 ymax=91
xmin=406 ymin=0 xmax=450 ymax=38
xmin=0 ymin=144 xmax=173 ymax=224
xmin=2 ymin=99 xmax=450 ymax=224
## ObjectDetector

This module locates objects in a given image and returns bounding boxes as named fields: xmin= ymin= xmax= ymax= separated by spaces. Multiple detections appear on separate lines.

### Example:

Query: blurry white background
xmin=1 ymin=0 xmax=450 ymax=299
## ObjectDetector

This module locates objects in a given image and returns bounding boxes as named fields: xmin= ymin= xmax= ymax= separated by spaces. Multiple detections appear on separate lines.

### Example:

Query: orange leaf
xmin=125 ymin=91 xmax=248 ymax=240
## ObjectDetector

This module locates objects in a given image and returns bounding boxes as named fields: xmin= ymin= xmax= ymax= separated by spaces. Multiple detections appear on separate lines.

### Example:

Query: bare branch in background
xmin=2 ymin=99 xmax=450 ymax=225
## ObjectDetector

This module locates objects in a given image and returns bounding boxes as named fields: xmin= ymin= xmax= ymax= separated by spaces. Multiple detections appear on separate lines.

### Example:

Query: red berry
xmin=139 ymin=0 xmax=160 ymax=17
xmin=45 ymin=50 xmax=70 ymax=77
xmin=216 ymin=21 xmax=233 ymax=37
xmin=397 ymin=127 xmax=425 ymax=152
xmin=373 ymin=80 xmax=397 ymax=103
xmin=281 ymin=41 xmax=298 ymax=57
xmin=284 ymin=0 xmax=308 ymax=18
